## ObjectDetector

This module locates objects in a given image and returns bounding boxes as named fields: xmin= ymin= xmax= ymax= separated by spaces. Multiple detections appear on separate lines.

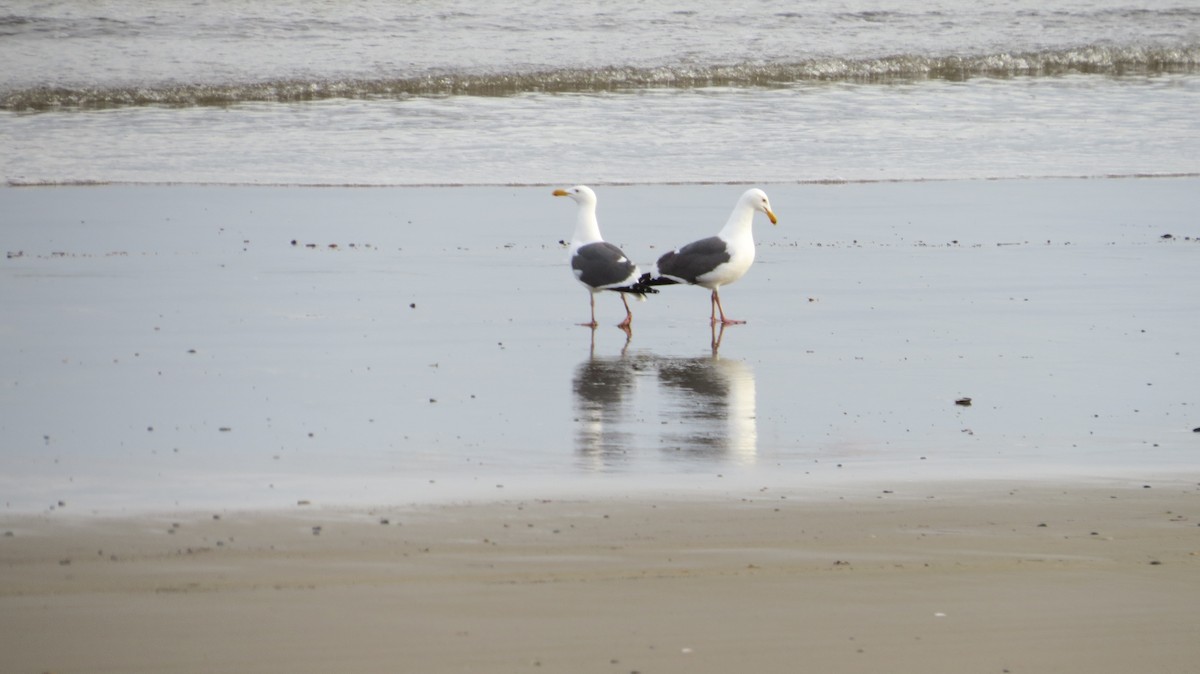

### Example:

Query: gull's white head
xmin=742 ymin=188 xmax=778 ymax=225
xmin=552 ymin=185 xmax=597 ymax=206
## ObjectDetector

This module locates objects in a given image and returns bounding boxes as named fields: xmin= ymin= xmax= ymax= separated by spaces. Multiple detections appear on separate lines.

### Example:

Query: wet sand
xmin=2 ymin=178 xmax=1198 ymax=512
xmin=2 ymin=481 xmax=1199 ymax=673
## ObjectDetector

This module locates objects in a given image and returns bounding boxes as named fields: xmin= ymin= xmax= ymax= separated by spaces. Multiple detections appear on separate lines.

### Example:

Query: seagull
xmin=640 ymin=188 xmax=778 ymax=325
xmin=554 ymin=185 xmax=656 ymax=329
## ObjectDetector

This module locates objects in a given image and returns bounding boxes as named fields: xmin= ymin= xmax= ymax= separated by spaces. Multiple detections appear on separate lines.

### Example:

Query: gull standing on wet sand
xmin=554 ymin=185 xmax=656 ymax=329
xmin=640 ymin=188 xmax=778 ymax=325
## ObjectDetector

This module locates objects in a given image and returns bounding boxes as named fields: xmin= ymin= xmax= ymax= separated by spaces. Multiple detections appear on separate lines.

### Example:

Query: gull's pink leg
xmin=713 ymin=289 xmax=745 ymax=325
xmin=616 ymin=294 xmax=633 ymax=329
xmin=579 ymin=293 xmax=598 ymax=328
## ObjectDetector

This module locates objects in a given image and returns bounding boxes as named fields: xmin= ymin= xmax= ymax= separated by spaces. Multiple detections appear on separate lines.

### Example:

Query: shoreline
xmin=4 ymin=467 xmax=1197 ymax=520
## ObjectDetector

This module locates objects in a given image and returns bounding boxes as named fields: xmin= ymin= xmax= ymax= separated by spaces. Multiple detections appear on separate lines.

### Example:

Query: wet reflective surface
xmin=1 ymin=181 xmax=1198 ymax=513
xmin=573 ymin=326 xmax=758 ymax=469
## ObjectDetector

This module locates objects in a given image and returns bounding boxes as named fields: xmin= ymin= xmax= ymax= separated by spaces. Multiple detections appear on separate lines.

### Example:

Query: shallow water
xmin=2 ymin=0 xmax=1199 ymax=185
xmin=5 ymin=75 xmax=1199 ymax=186
xmin=1 ymin=180 xmax=1197 ymax=513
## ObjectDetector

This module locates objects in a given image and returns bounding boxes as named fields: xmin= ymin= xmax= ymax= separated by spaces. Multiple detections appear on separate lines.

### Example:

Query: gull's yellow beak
xmin=552 ymin=189 xmax=569 ymax=197
xmin=766 ymin=208 xmax=778 ymax=225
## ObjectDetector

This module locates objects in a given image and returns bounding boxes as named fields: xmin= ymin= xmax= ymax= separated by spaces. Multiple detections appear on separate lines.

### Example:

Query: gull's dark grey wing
xmin=572 ymin=241 xmax=637 ymax=289
xmin=654 ymin=236 xmax=729 ymax=285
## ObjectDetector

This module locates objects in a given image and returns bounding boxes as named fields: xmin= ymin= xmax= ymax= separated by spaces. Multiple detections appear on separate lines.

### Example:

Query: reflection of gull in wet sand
xmin=572 ymin=333 xmax=639 ymax=467
xmin=570 ymin=327 xmax=757 ymax=468
xmin=657 ymin=352 xmax=758 ymax=464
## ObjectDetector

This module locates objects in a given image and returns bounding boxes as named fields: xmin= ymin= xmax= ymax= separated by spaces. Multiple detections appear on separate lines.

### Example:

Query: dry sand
xmin=3 ymin=480 xmax=1198 ymax=673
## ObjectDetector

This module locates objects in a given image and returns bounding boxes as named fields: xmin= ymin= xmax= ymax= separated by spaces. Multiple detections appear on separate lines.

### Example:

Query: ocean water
xmin=2 ymin=0 xmax=1199 ymax=184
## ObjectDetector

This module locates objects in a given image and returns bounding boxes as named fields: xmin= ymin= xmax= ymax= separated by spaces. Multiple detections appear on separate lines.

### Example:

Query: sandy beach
xmin=4 ymin=1 xmax=1200 ymax=669
xmin=2 ymin=178 xmax=1199 ymax=672
xmin=2 ymin=481 xmax=1199 ymax=673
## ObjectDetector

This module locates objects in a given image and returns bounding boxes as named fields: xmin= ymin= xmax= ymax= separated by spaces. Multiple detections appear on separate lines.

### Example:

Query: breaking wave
xmin=3 ymin=44 xmax=1198 ymax=111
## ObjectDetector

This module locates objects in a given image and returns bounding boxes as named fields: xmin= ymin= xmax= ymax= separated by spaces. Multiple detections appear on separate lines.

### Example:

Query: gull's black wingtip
xmin=636 ymin=272 xmax=679 ymax=289
xmin=619 ymin=283 xmax=658 ymax=296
